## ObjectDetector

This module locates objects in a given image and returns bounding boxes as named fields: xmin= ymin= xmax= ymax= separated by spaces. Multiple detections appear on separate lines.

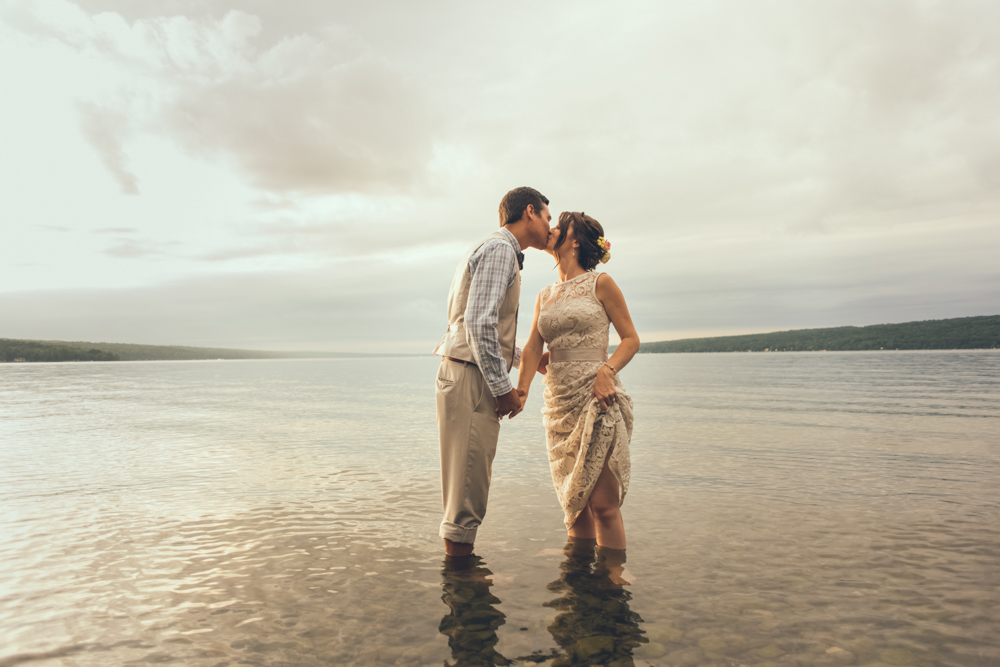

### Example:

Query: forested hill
xmin=0 ymin=339 xmax=372 ymax=363
xmin=640 ymin=315 xmax=1000 ymax=353
xmin=0 ymin=339 xmax=121 ymax=362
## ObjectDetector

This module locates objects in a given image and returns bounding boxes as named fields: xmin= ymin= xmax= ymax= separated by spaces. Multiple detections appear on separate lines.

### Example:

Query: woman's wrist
xmin=601 ymin=362 xmax=617 ymax=375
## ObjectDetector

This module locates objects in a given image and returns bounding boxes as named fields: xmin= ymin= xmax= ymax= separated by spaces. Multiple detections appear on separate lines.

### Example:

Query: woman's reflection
xmin=544 ymin=538 xmax=646 ymax=666
xmin=439 ymin=555 xmax=510 ymax=667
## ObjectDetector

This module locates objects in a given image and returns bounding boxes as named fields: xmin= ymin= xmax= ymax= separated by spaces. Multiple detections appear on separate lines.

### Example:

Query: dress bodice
xmin=537 ymin=272 xmax=609 ymax=351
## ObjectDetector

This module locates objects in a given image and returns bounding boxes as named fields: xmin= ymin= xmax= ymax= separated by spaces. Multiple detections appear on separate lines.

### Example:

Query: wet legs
xmin=568 ymin=445 xmax=625 ymax=549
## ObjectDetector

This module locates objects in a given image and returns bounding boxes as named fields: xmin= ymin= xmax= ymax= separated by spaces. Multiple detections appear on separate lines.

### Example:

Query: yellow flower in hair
xmin=597 ymin=236 xmax=611 ymax=263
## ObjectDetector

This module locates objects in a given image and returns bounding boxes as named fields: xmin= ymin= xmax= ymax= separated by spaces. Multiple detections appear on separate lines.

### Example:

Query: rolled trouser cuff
xmin=439 ymin=520 xmax=478 ymax=544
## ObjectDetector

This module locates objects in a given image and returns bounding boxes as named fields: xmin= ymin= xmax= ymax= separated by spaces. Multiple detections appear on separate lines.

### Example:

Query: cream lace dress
xmin=538 ymin=271 xmax=633 ymax=528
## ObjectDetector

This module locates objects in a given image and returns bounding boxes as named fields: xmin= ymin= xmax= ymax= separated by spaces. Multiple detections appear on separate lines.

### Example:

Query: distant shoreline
xmin=4 ymin=314 xmax=999 ymax=362
xmin=635 ymin=315 xmax=1000 ymax=354
xmin=0 ymin=338 xmax=419 ymax=363
xmin=6 ymin=348 xmax=1000 ymax=366
xmin=0 ymin=355 xmax=428 ymax=364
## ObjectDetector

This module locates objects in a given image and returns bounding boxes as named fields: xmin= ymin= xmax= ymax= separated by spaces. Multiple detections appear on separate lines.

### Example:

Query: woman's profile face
xmin=544 ymin=223 xmax=557 ymax=255
xmin=547 ymin=220 xmax=575 ymax=257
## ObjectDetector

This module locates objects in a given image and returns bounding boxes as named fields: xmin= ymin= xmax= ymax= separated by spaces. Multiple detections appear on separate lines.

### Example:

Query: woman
xmin=517 ymin=212 xmax=640 ymax=550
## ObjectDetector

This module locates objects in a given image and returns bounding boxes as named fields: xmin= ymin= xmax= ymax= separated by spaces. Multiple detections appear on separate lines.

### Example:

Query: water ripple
xmin=1 ymin=353 xmax=998 ymax=666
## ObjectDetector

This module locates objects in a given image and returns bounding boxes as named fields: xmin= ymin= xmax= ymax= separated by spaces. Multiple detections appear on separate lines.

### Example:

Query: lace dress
xmin=537 ymin=271 xmax=633 ymax=528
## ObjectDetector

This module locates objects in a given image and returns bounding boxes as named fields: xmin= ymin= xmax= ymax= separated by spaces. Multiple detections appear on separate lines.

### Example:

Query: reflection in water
xmin=439 ymin=555 xmax=510 ymax=667
xmin=544 ymin=539 xmax=646 ymax=666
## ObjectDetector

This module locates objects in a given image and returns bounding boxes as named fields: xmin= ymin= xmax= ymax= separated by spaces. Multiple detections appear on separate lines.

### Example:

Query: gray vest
xmin=433 ymin=230 xmax=521 ymax=370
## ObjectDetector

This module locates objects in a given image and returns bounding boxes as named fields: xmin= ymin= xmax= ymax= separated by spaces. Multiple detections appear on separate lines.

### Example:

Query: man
xmin=434 ymin=187 xmax=552 ymax=557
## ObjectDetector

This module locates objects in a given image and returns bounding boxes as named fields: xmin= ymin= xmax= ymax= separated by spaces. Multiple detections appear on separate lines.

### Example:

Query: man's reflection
xmin=439 ymin=555 xmax=510 ymax=667
xmin=544 ymin=538 xmax=646 ymax=667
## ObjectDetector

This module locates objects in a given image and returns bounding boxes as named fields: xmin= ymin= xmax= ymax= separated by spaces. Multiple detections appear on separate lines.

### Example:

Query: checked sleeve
xmin=465 ymin=239 xmax=519 ymax=397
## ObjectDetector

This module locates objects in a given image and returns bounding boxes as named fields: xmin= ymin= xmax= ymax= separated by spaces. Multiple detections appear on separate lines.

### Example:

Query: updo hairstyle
xmin=553 ymin=212 xmax=606 ymax=271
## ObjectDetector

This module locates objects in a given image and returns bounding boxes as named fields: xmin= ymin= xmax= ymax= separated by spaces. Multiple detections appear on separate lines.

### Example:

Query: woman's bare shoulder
xmin=595 ymin=271 xmax=619 ymax=290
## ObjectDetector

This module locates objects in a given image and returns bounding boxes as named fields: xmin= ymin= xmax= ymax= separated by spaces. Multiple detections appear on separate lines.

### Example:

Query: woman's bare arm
xmin=515 ymin=293 xmax=547 ymax=410
xmin=592 ymin=273 xmax=640 ymax=409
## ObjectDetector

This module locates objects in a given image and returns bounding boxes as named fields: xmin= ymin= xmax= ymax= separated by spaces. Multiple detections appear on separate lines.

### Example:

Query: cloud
xmin=163 ymin=45 xmax=434 ymax=194
xmin=102 ymin=238 xmax=178 ymax=258
xmin=250 ymin=196 xmax=299 ymax=212
xmin=8 ymin=2 xmax=435 ymax=196
xmin=197 ymin=214 xmax=459 ymax=263
xmin=77 ymin=103 xmax=138 ymax=194
xmin=93 ymin=226 xmax=137 ymax=233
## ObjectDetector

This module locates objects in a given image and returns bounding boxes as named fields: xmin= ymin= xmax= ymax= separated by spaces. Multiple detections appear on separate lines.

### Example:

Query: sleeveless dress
xmin=537 ymin=271 xmax=633 ymax=528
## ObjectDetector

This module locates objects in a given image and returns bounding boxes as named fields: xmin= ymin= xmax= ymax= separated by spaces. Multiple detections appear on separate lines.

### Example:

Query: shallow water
xmin=1 ymin=352 xmax=998 ymax=667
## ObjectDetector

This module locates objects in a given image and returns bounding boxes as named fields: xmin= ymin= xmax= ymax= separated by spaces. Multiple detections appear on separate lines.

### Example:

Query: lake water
xmin=1 ymin=352 xmax=998 ymax=667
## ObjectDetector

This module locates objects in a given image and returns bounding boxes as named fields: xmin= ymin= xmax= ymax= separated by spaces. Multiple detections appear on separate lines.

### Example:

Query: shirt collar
xmin=498 ymin=226 xmax=521 ymax=254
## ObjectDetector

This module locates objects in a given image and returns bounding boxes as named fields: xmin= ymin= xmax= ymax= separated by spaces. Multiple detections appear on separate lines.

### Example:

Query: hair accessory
xmin=596 ymin=236 xmax=611 ymax=264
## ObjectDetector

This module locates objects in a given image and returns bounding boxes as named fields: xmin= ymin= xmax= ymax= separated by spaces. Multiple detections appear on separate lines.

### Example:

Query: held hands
xmin=592 ymin=365 xmax=618 ymax=411
xmin=495 ymin=388 xmax=523 ymax=419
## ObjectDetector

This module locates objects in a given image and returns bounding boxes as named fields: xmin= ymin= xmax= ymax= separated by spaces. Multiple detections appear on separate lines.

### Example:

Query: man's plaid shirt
xmin=466 ymin=227 xmax=523 ymax=397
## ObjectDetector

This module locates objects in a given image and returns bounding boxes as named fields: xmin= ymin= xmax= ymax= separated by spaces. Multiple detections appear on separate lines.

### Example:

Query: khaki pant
xmin=436 ymin=357 xmax=501 ymax=544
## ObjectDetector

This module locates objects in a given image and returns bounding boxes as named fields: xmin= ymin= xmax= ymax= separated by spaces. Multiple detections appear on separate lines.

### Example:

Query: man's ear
xmin=523 ymin=204 xmax=536 ymax=220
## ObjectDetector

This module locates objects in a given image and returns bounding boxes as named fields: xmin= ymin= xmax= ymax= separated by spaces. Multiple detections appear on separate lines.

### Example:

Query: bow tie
xmin=516 ymin=251 xmax=524 ymax=271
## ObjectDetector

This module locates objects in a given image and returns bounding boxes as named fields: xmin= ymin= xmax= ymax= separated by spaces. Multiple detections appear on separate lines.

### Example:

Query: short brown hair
xmin=553 ymin=212 xmax=605 ymax=271
xmin=498 ymin=187 xmax=549 ymax=227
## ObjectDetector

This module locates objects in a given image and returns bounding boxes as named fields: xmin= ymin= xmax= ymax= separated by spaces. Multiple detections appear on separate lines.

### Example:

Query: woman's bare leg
xmin=597 ymin=545 xmax=633 ymax=585
xmin=568 ymin=503 xmax=597 ymax=539
xmin=587 ymin=445 xmax=626 ymax=549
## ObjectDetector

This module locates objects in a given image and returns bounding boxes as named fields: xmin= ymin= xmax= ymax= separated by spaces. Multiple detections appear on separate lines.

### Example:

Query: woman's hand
xmin=537 ymin=351 xmax=549 ymax=375
xmin=592 ymin=365 xmax=617 ymax=410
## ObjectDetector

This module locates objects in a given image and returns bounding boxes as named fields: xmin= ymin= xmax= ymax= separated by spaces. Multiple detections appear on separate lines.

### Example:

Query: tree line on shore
xmin=0 ymin=338 xmax=374 ymax=362
xmin=1 ymin=339 xmax=120 ymax=362
xmin=640 ymin=315 xmax=1000 ymax=353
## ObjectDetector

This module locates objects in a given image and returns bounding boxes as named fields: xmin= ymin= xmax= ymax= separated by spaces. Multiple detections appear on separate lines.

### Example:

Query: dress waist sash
xmin=549 ymin=347 xmax=608 ymax=363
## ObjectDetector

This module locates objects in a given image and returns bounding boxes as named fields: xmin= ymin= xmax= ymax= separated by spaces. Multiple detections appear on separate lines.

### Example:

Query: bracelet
xmin=603 ymin=362 xmax=617 ymax=375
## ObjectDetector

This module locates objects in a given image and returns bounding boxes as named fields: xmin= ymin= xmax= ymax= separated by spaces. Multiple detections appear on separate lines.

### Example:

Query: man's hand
xmin=512 ymin=389 xmax=527 ymax=418
xmin=495 ymin=388 xmax=522 ymax=419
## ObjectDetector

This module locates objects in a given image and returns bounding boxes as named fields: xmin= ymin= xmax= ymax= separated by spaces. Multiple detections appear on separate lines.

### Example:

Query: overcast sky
xmin=2 ymin=0 xmax=998 ymax=352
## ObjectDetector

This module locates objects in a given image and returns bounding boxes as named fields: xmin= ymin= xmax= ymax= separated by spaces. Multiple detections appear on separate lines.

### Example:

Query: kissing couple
xmin=433 ymin=187 xmax=641 ymax=561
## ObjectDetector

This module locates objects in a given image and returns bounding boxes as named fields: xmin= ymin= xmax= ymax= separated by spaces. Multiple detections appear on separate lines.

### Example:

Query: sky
xmin=2 ymin=0 xmax=998 ymax=353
